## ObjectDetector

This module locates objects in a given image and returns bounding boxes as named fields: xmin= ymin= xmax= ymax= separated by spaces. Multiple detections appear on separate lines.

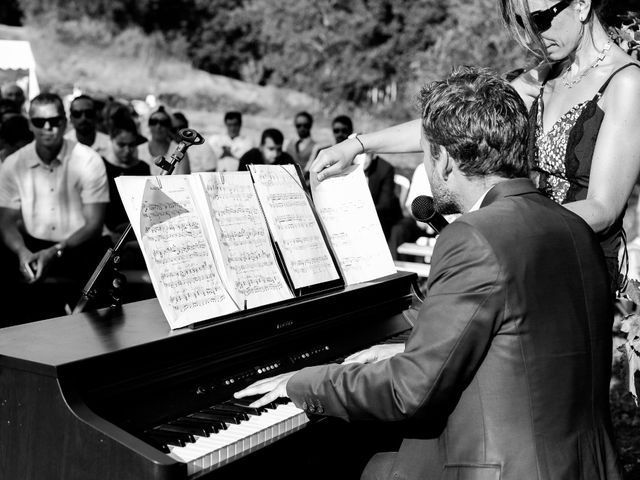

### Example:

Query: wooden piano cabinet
xmin=0 ymin=367 xmax=184 ymax=480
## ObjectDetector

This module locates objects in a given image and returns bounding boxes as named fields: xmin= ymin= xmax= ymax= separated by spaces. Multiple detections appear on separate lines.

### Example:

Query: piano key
xmin=203 ymin=406 xmax=249 ymax=421
xmin=153 ymin=427 xmax=196 ymax=443
xmin=145 ymin=430 xmax=187 ymax=448
xmin=186 ymin=413 xmax=228 ymax=430
xmin=174 ymin=417 xmax=219 ymax=434
xmin=207 ymin=404 xmax=252 ymax=419
xmin=165 ymin=421 xmax=211 ymax=437
xmin=192 ymin=411 xmax=240 ymax=424
xmin=227 ymin=397 xmax=269 ymax=412
xmin=167 ymin=401 xmax=309 ymax=474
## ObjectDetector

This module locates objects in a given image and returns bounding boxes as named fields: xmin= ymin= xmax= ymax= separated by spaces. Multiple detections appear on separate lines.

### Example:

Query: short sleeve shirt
xmin=0 ymin=139 xmax=109 ymax=242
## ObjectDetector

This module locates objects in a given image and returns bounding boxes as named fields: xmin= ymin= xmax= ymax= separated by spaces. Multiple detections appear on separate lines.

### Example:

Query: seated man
xmin=238 ymin=128 xmax=296 ymax=170
xmin=208 ymin=111 xmax=253 ymax=172
xmin=236 ymin=67 xmax=621 ymax=479
xmin=64 ymin=94 xmax=112 ymax=158
xmin=0 ymin=93 xmax=110 ymax=320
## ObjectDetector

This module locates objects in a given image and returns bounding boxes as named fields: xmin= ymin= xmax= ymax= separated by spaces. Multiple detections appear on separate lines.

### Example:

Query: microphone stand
xmin=72 ymin=128 xmax=205 ymax=314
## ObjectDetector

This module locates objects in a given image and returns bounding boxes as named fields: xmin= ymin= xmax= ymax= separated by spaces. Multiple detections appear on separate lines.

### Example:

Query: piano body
xmin=0 ymin=272 xmax=420 ymax=479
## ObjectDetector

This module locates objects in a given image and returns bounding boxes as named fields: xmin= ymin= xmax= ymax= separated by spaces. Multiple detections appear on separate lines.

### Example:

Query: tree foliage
xmin=19 ymin=0 xmax=632 ymax=110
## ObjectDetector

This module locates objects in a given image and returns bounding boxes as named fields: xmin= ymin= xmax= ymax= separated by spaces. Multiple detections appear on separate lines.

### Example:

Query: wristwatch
xmin=53 ymin=242 xmax=65 ymax=258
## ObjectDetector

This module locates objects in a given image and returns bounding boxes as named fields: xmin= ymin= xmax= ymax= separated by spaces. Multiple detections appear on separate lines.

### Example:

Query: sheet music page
xmin=192 ymin=172 xmax=293 ymax=309
xmin=115 ymin=175 xmax=238 ymax=329
xmin=249 ymin=164 xmax=340 ymax=289
xmin=311 ymin=164 xmax=396 ymax=285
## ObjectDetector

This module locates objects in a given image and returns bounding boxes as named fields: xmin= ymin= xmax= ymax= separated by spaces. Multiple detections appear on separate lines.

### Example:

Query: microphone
xmin=411 ymin=195 xmax=449 ymax=234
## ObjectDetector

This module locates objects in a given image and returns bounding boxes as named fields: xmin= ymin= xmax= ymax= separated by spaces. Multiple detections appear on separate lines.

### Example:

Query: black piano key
xmin=167 ymin=421 xmax=211 ymax=437
xmin=144 ymin=435 xmax=171 ymax=453
xmin=154 ymin=426 xmax=196 ymax=443
xmin=189 ymin=411 xmax=239 ymax=425
xmin=226 ymin=397 xmax=269 ymax=413
xmin=185 ymin=414 xmax=228 ymax=430
xmin=206 ymin=404 xmax=250 ymax=420
xmin=175 ymin=417 xmax=219 ymax=434
xmin=145 ymin=430 xmax=187 ymax=448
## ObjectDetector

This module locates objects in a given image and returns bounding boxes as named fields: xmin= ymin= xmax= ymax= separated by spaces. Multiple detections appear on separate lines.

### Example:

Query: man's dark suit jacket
xmin=287 ymin=178 xmax=621 ymax=479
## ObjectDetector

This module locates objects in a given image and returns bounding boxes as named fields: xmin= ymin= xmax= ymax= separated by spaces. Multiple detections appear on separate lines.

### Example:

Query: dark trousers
xmin=0 ymin=234 xmax=112 ymax=325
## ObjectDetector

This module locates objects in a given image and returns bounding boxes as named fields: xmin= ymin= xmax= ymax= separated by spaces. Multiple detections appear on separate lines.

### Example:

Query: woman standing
xmin=312 ymin=0 xmax=640 ymax=292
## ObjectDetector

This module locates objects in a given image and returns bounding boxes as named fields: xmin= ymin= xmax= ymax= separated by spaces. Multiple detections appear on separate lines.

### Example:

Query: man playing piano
xmin=236 ymin=66 xmax=622 ymax=479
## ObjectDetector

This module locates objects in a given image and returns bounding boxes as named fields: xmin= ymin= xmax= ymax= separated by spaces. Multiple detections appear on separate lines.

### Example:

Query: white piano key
xmin=166 ymin=402 xmax=309 ymax=473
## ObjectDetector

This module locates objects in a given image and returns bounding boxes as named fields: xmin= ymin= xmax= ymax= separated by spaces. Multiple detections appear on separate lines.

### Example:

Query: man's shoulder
xmin=3 ymin=141 xmax=36 ymax=170
xmin=69 ymin=139 xmax=102 ymax=160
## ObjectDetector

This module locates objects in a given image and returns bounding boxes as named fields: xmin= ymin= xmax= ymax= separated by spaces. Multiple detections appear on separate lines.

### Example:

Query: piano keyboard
xmin=145 ymin=398 xmax=309 ymax=475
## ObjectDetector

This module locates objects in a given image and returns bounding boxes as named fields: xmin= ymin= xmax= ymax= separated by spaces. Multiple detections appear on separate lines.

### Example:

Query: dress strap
xmin=595 ymin=62 xmax=640 ymax=98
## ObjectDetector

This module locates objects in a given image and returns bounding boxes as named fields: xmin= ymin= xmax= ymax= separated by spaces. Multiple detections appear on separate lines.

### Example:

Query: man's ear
xmin=439 ymin=146 xmax=453 ymax=181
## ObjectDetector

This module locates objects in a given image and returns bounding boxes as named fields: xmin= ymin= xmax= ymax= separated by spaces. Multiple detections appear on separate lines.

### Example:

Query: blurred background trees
xmin=8 ymin=0 xmax=523 ymax=114
xmin=5 ymin=0 xmax=638 ymax=118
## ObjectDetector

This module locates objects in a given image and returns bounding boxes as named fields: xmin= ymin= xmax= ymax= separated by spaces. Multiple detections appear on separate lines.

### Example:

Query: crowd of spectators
xmin=0 ymin=83 xmax=411 ymax=325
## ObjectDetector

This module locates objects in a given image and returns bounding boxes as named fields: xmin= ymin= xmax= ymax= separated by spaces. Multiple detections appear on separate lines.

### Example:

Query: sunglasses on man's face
xmin=295 ymin=123 xmax=311 ymax=129
xmin=70 ymin=109 xmax=95 ymax=120
xmin=149 ymin=117 xmax=171 ymax=127
xmin=31 ymin=116 xmax=65 ymax=129
xmin=515 ymin=0 xmax=572 ymax=33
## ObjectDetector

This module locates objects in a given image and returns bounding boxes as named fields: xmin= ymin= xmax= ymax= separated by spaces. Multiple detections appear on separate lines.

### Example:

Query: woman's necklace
xmin=561 ymin=39 xmax=612 ymax=89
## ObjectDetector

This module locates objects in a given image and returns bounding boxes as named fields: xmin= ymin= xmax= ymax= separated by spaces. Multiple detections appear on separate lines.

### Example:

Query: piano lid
xmin=0 ymin=272 xmax=415 ymax=377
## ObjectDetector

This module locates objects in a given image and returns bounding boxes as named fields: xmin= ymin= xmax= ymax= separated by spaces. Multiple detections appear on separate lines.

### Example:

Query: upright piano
xmin=0 ymin=272 xmax=421 ymax=479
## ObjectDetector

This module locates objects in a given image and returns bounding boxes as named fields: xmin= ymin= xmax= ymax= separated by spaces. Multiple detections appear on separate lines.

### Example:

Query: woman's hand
xmin=310 ymin=137 xmax=363 ymax=182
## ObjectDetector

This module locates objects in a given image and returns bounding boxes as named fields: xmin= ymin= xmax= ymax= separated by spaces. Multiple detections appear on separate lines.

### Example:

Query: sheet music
xmin=249 ymin=164 xmax=340 ymax=289
xmin=312 ymin=164 xmax=396 ymax=285
xmin=192 ymin=172 xmax=293 ymax=309
xmin=115 ymin=176 xmax=238 ymax=329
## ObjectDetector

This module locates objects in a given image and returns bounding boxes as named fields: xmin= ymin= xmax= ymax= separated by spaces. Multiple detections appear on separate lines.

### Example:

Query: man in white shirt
xmin=208 ymin=111 xmax=253 ymax=172
xmin=0 ymin=93 xmax=110 ymax=319
xmin=64 ymin=94 xmax=112 ymax=158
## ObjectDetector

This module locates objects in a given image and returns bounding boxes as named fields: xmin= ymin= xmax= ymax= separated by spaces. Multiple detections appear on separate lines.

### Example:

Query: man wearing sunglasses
xmin=64 ymin=94 xmax=111 ymax=158
xmin=0 ymin=93 xmax=110 ymax=321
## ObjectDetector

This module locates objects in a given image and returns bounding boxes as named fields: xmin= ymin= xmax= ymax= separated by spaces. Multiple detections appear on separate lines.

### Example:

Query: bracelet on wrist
xmin=354 ymin=135 xmax=365 ymax=154
xmin=53 ymin=242 xmax=65 ymax=258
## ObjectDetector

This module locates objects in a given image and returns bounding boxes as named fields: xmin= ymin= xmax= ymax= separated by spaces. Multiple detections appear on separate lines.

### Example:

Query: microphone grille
xmin=411 ymin=195 xmax=437 ymax=222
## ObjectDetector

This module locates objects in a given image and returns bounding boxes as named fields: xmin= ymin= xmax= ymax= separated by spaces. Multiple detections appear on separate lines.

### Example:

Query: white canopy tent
xmin=0 ymin=39 xmax=40 ymax=99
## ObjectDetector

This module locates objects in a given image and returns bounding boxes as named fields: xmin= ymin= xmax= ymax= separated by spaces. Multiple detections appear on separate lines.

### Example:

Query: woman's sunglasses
xmin=515 ymin=0 xmax=572 ymax=33
xmin=148 ymin=117 xmax=172 ymax=128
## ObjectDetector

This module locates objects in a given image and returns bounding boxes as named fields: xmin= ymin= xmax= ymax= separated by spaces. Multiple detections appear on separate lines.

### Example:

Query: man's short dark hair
xmin=70 ymin=94 xmax=95 ymax=109
xmin=332 ymin=115 xmax=353 ymax=133
xmin=261 ymin=128 xmax=284 ymax=146
xmin=29 ymin=93 xmax=66 ymax=118
xmin=295 ymin=111 xmax=313 ymax=126
xmin=419 ymin=66 xmax=529 ymax=179
xmin=225 ymin=111 xmax=242 ymax=124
